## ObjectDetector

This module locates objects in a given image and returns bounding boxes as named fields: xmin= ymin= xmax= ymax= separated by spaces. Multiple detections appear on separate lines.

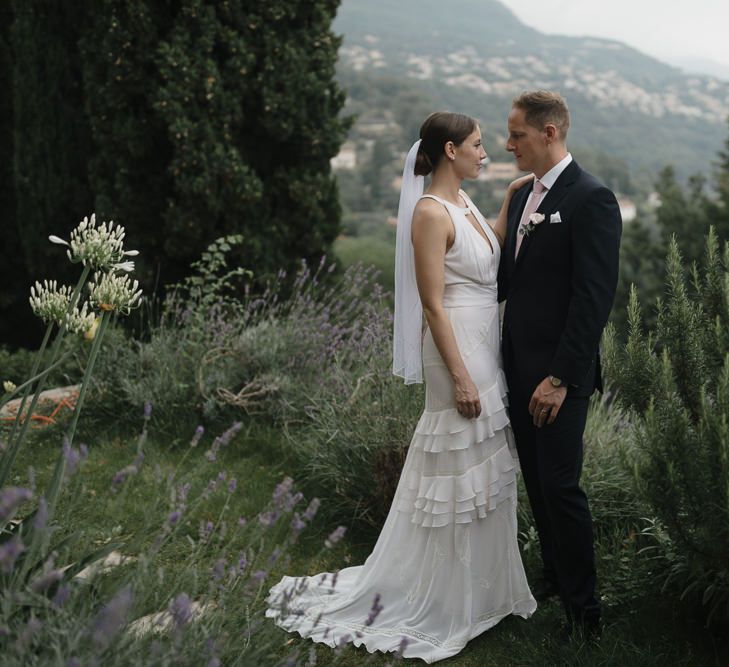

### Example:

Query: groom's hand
xmin=528 ymin=378 xmax=568 ymax=427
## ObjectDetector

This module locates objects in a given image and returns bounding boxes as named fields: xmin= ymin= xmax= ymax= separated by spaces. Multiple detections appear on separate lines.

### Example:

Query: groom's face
xmin=506 ymin=107 xmax=548 ymax=175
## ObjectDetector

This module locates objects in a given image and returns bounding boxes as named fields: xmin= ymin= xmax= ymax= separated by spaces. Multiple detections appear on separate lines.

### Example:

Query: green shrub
xmin=604 ymin=229 xmax=729 ymax=624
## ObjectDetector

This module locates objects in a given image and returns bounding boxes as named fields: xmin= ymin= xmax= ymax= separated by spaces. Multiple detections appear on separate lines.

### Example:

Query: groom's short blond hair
xmin=512 ymin=91 xmax=570 ymax=140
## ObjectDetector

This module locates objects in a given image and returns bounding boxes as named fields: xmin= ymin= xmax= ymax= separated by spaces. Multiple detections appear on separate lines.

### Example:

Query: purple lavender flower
xmin=395 ymin=636 xmax=410 ymax=658
xmin=33 ymin=496 xmax=48 ymax=531
xmin=268 ymin=547 xmax=282 ymax=566
xmin=284 ymin=491 xmax=304 ymax=511
xmin=190 ymin=425 xmax=205 ymax=448
xmin=63 ymin=439 xmax=81 ymax=477
xmin=204 ymin=441 xmax=219 ymax=463
xmin=0 ymin=486 xmax=33 ymax=522
xmin=112 ymin=469 xmax=127 ymax=486
xmin=66 ymin=659 xmax=81 ymax=667
xmin=272 ymin=477 xmax=294 ymax=508
xmin=250 ymin=569 xmax=267 ymax=584
xmin=90 ymin=586 xmax=133 ymax=647
xmin=31 ymin=561 xmax=64 ymax=593
xmin=199 ymin=520 xmax=214 ymax=542
xmin=207 ymin=659 xmax=221 ymax=667
xmin=365 ymin=593 xmax=384 ymax=627
xmin=212 ymin=558 xmax=227 ymax=582
xmin=237 ymin=516 xmax=247 ymax=528
xmin=227 ymin=478 xmax=237 ymax=493
xmin=291 ymin=513 xmax=306 ymax=533
xmin=325 ymin=525 xmax=347 ymax=549
xmin=0 ymin=538 xmax=25 ymax=573
xmin=237 ymin=554 xmax=248 ymax=574
xmin=258 ymin=510 xmax=279 ymax=528
xmin=177 ymin=482 xmax=191 ymax=504
xmin=167 ymin=510 xmax=182 ymax=527
xmin=302 ymin=498 xmax=321 ymax=521
xmin=112 ymin=452 xmax=144 ymax=488
xmin=168 ymin=592 xmax=193 ymax=629
xmin=52 ymin=584 xmax=71 ymax=609
xmin=79 ymin=444 xmax=89 ymax=460
xmin=143 ymin=401 xmax=152 ymax=419
xmin=218 ymin=421 xmax=243 ymax=447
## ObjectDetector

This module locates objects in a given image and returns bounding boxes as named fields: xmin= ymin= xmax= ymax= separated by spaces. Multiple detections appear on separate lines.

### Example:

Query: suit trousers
xmin=507 ymin=373 xmax=601 ymax=625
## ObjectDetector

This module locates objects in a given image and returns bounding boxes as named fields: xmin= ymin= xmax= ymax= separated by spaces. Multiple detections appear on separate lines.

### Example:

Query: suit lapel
xmin=513 ymin=160 xmax=581 ymax=273
xmin=506 ymin=184 xmax=531 ymax=277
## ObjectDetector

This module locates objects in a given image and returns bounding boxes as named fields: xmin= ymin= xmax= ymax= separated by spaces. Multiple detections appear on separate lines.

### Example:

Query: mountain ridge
xmin=333 ymin=0 xmax=729 ymax=180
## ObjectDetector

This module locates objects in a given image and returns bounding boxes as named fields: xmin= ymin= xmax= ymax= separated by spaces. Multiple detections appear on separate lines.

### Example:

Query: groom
xmin=497 ymin=91 xmax=622 ymax=638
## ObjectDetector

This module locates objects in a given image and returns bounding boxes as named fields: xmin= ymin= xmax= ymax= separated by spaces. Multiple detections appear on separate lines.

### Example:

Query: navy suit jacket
xmin=497 ymin=160 xmax=622 ymax=397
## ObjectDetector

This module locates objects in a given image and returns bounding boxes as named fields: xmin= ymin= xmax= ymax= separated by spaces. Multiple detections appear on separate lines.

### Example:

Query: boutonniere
xmin=519 ymin=212 xmax=545 ymax=237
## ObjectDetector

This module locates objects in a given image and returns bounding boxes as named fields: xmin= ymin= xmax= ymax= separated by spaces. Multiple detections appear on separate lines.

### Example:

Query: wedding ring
xmin=540 ymin=409 xmax=548 ymax=413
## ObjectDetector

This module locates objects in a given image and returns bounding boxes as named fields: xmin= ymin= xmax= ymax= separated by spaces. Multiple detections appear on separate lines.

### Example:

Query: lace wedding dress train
xmin=266 ymin=191 xmax=536 ymax=663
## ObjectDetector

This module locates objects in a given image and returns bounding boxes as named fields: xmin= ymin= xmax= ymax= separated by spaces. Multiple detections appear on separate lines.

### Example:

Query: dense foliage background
xmin=0 ymin=0 xmax=349 ymax=348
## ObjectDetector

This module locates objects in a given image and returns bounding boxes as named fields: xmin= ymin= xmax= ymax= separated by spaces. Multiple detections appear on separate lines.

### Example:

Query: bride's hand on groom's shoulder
xmin=508 ymin=174 xmax=534 ymax=195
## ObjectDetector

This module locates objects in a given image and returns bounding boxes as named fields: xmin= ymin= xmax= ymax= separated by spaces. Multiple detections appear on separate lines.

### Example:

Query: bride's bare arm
xmin=491 ymin=174 xmax=534 ymax=247
xmin=411 ymin=201 xmax=481 ymax=419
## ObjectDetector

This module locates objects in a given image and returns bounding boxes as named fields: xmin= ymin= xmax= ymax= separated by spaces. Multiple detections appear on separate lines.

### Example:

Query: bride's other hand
xmin=454 ymin=375 xmax=482 ymax=419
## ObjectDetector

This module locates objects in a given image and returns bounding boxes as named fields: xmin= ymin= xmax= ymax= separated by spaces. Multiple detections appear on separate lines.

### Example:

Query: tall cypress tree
xmin=0 ymin=1 xmax=35 ymax=347
xmin=82 ymin=0 xmax=350 ymax=290
xmin=78 ymin=1 xmax=176 ymax=289
xmin=11 ymin=1 xmax=94 ymax=282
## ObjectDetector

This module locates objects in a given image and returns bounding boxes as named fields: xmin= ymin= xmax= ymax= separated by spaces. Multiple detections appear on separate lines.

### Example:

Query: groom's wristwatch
xmin=549 ymin=375 xmax=563 ymax=388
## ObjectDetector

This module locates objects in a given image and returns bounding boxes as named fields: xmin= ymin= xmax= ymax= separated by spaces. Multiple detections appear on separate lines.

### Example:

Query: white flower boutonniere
xmin=519 ymin=212 xmax=545 ymax=237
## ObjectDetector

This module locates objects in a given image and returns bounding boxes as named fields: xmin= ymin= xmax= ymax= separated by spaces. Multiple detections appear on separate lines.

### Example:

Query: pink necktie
xmin=515 ymin=179 xmax=546 ymax=258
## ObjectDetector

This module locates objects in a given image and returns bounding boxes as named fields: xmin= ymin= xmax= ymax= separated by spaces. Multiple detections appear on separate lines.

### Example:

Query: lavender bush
xmin=87 ymin=240 xmax=392 ymax=430
xmin=0 ymin=419 xmax=336 ymax=665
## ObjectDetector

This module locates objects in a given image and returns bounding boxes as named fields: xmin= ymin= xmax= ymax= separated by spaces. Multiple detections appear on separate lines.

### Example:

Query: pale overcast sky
xmin=504 ymin=0 xmax=729 ymax=72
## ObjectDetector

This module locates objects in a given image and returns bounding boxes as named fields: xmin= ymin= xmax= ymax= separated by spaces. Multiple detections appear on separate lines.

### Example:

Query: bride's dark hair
xmin=414 ymin=112 xmax=478 ymax=176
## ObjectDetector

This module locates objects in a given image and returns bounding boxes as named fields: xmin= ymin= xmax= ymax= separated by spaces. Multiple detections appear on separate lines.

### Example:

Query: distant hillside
xmin=333 ymin=0 xmax=729 ymax=181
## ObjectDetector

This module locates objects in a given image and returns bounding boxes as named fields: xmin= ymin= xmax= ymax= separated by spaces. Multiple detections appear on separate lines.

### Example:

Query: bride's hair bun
xmin=414 ymin=111 xmax=478 ymax=177
xmin=414 ymin=146 xmax=433 ymax=176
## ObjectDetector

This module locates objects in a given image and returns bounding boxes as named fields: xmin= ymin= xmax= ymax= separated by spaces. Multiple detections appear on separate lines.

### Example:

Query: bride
xmin=266 ymin=112 xmax=536 ymax=663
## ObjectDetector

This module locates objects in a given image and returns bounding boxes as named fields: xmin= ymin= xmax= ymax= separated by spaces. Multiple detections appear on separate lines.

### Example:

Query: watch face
xmin=551 ymin=376 xmax=561 ymax=387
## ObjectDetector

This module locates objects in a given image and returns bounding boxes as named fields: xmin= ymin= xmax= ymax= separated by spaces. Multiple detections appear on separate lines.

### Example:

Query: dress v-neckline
xmin=420 ymin=191 xmax=495 ymax=256
xmin=459 ymin=192 xmax=495 ymax=256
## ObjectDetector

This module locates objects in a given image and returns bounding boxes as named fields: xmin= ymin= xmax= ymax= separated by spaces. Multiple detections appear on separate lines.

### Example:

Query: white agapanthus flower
xmin=64 ymin=301 xmax=96 ymax=335
xmin=2 ymin=380 xmax=16 ymax=394
xmin=88 ymin=271 xmax=143 ymax=315
xmin=29 ymin=280 xmax=73 ymax=324
xmin=49 ymin=214 xmax=139 ymax=270
xmin=28 ymin=280 xmax=95 ymax=334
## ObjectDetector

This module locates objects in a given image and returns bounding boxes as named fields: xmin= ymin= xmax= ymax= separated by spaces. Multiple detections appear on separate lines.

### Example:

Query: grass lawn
xmin=7 ymin=414 xmax=728 ymax=666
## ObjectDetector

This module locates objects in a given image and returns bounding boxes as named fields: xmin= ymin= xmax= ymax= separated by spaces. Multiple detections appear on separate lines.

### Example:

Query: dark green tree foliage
xmin=610 ymin=217 xmax=665 ymax=335
xmin=78 ymin=1 xmax=176 ymax=289
xmin=11 ymin=1 xmax=94 ymax=280
xmin=654 ymin=166 xmax=711 ymax=267
xmin=604 ymin=230 xmax=729 ymax=623
xmin=0 ymin=2 xmax=34 ymax=346
xmin=81 ymin=0 xmax=349 ymax=290
xmin=705 ymin=115 xmax=729 ymax=240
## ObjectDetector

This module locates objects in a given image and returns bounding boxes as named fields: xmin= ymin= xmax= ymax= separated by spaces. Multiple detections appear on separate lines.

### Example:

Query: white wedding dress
xmin=266 ymin=191 xmax=536 ymax=663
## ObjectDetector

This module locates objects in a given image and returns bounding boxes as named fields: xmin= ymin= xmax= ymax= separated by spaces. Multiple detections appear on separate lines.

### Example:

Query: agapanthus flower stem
xmin=0 ymin=265 xmax=91 ymax=487
xmin=45 ymin=311 xmax=111 ymax=521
